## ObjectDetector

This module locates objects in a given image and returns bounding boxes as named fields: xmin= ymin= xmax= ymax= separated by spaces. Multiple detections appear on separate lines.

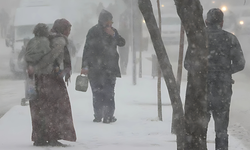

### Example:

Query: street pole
xmin=157 ymin=0 xmax=162 ymax=121
xmin=139 ymin=6 xmax=143 ymax=78
xmin=139 ymin=40 xmax=142 ymax=78
xmin=131 ymin=0 xmax=137 ymax=85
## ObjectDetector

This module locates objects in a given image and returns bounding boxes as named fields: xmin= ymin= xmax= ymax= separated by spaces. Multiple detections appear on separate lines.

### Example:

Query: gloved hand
xmin=58 ymin=68 xmax=71 ymax=86
xmin=27 ymin=65 xmax=34 ymax=79
xmin=81 ymin=67 xmax=88 ymax=75
xmin=65 ymin=73 xmax=71 ymax=86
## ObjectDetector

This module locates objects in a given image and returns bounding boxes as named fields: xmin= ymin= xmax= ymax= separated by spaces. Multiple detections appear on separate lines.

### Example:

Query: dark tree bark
xmin=174 ymin=0 xmax=208 ymax=150
xmin=172 ymin=23 xmax=185 ymax=134
xmin=138 ymin=1 xmax=184 ymax=149
xmin=139 ymin=0 xmax=208 ymax=150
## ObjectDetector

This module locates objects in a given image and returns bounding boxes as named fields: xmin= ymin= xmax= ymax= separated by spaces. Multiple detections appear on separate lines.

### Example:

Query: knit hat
xmin=98 ymin=9 xmax=113 ymax=24
xmin=206 ymin=8 xmax=224 ymax=25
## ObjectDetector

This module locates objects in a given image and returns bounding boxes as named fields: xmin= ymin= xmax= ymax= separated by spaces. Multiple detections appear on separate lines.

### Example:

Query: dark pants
xmin=1 ymin=25 xmax=6 ymax=38
xmin=89 ymin=74 xmax=116 ymax=119
xmin=207 ymin=80 xmax=232 ymax=150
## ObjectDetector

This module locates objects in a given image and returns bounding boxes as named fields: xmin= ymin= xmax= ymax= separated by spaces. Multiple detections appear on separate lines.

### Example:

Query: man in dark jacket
xmin=81 ymin=9 xmax=125 ymax=123
xmin=204 ymin=8 xmax=245 ymax=150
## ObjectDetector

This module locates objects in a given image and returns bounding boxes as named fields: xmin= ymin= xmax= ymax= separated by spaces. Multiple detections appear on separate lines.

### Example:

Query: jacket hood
xmin=98 ymin=9 xmax=113 ymax=24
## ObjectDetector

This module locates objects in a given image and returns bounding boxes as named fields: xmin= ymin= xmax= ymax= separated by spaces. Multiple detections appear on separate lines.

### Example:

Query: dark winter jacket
xmin=184 ymin=25 xmax=245 ymax=83
xmin=206 ymin=25 xmax=245 ymax=83
xmin=81 ymin=23 xmax=125 ymax=78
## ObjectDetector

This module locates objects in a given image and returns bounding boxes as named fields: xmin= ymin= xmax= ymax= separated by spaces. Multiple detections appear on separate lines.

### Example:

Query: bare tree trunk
xmin=174 ymin=0 xmax=208 ymax=150
xmin=138 ymin=1 xmax=184 ymax=149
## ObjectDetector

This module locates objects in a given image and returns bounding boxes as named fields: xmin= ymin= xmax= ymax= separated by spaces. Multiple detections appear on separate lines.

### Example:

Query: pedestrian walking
xmin=81 ymin=9 xmax=125 ymax=123
xmin=25 ymin=20 xmax=76 ymax=147
xmin=204 ymin=8 xmax=245 ymax=150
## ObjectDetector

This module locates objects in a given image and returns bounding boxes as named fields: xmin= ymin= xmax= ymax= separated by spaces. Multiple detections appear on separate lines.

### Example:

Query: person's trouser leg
xmin=1 ymin=26 xmax=6 ymax=38
xmin=210 ymin=81 xmax=232 ymax=150
xmin=89 ymin=78 xmax=104 ymax=120
xmin=103 ymin=76 xmax=116 ymax=119
xmin=212 ymin=107 xmax=229 ymax=150
xmin=1 ymin=26 xmax=3 ymax=38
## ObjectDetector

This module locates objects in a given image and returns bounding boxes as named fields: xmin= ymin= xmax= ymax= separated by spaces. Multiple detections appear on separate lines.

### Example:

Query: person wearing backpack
xmin=25 ymin=20 xmax=76 ymax=147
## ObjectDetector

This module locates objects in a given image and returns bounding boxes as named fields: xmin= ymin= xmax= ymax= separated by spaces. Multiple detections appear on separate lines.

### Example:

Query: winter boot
xmin=93 ymin=118 xmax=102 ymax=122
xmin=103 ymin=116 xmax=117 ymax=124
xmin=33 ymin=140 xmax=48 ymax=146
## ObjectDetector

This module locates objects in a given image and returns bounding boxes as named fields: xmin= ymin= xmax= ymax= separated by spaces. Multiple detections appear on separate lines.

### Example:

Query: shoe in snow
xmin=103 ymin=116 xmax=117 ymax=124
xmin=33 ymin=141 xmax=48 ymax=146
xmin=93 ymin=118 xmax=102 ymax=122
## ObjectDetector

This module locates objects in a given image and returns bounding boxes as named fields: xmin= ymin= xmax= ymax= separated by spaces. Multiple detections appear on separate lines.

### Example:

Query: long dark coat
xmin=30 ymin=74 xmax=76 ymax=142
xmin=27 ymin=34 xmax=76 ymax=142
xmin=81 ymin=23 xmax=125 ymax=79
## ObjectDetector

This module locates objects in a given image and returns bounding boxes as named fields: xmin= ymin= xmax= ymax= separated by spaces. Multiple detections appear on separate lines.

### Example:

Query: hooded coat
xmin=82 ymin=10 xmax=125 ymax=79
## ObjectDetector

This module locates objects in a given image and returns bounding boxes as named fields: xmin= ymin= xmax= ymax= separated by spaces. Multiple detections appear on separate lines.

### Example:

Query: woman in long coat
xmin=26 ymin=19 xmax=76 ymax=147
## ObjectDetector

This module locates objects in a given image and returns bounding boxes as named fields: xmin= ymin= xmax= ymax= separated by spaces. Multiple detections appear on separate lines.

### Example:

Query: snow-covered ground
xmin=0 ymin=38 xmax=24 ymax=118
xmin=0 ymin=73 xmax=248 ymax=150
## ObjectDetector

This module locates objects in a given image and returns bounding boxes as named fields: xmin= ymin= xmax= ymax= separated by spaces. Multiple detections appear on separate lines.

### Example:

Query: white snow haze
xmin=0 ymin=0 xmax=250 ymax=150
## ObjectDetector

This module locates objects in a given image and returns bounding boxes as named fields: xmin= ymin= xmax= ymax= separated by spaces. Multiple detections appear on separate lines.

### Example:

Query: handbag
xmin=75 ymin=74 xmax=89 ymax=92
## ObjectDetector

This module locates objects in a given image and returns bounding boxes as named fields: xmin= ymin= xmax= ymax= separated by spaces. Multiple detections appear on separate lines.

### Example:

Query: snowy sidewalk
xmin=0 ymin=74 xmax=247 ymax=150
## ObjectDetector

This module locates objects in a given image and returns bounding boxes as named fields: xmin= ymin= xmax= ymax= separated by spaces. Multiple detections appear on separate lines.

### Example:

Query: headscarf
xmin=51 ymin=18 xmax=72 ymax=83
xmin=51 ymin=18 xmax=72 ymax=36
